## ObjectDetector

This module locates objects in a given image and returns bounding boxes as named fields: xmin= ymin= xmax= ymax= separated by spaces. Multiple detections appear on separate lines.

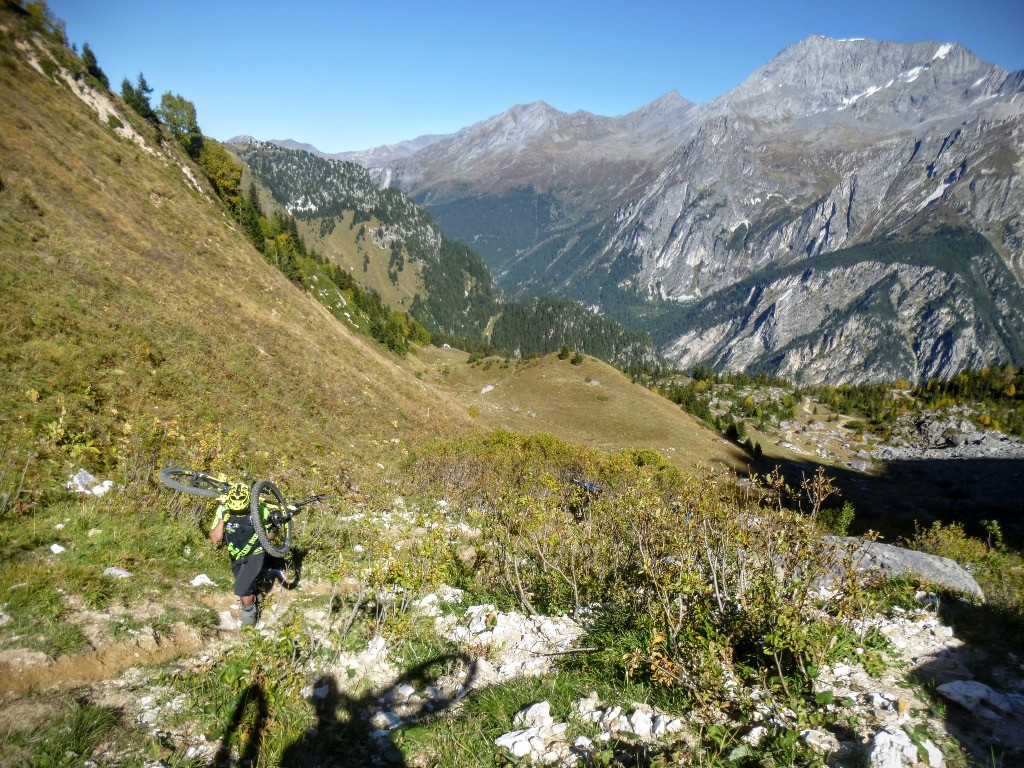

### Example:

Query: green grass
xmin=4 ymin=699 xmax=122 ymax=766
xmin=396 ymin=673 xmax=593 ymax=767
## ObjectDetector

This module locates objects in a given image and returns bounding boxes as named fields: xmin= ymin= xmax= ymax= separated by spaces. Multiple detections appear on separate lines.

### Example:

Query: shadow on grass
xmin=215 ymin=683 xmax=268 ymax=767
xmin=727 ymin=444 xmax=1024 ymax=765
xmin=277 ymin=653 xmax=478 ymax=767
xmin=736 ymin=444 xmax=1024 ymax=545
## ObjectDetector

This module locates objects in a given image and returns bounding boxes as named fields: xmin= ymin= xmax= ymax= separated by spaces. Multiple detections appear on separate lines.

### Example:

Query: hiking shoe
xmin=240 ymin=600 xmax=259 ymax=628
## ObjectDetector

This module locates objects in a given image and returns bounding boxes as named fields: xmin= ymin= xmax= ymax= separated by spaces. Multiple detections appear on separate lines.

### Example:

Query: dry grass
xmin=0 ymin=26 xmax=470 ymax=480
xmin=418 ymin=348 xmax=748 ymax=474
xmin=297 ymin=210 xmax=425 ymax=312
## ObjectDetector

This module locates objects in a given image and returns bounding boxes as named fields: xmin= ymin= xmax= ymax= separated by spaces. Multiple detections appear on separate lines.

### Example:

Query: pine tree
xmin=121 ymin=73 xmax=159 ymax=127
xmin=80 ymin=42 xmax=109 ymax=89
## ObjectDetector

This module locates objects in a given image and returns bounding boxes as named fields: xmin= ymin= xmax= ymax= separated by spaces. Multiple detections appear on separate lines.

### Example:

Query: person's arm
xmin=209 ymin=505 xmax=225 ymax=545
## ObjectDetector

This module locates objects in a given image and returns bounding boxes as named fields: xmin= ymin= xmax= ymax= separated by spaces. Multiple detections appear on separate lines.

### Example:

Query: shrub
xmin=819 ymin=501 xmax=856 ymax=535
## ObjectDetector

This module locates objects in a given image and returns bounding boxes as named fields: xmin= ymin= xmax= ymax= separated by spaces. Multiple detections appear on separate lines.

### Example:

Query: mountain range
xmin=275 ymin=35 xmax=1024 ymax=384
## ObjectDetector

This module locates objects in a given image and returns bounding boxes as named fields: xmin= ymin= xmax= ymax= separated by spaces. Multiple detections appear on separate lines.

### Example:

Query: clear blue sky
xmin=48 ymin=0 xmax=1024 ymax=153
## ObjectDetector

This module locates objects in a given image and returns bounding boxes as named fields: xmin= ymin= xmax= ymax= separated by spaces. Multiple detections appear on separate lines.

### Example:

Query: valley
xmin=346 ymin=37 xmax=1024 ymax=385
xmin=1 ymin=4 xmax=1023 ymax=767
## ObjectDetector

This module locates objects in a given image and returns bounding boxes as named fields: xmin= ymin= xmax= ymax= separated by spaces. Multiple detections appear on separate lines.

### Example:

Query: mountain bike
xmin=158 ymin=468 xmax=332 ymax=557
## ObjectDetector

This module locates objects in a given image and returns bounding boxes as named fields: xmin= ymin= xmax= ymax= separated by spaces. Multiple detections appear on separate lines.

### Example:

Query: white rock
xmin=190 ymin=574 xmax=215 ymax=587
xmin=629 ymin=710 xmax=653 ymax=739
xmin=867 ymin=728 xmax=936 ymax=768
xmin=573 ymin=735 xmax=593 ymax=749
xmin=396 ymin=684 xmax=416 ymax=700
xmin=800 ymin=728 xmax=839 ymax=754
xmin=921 ymin=739 xmax=943 ymax=767
xmin=652 ymin=714 xmax=668 ymax=737
xmin=439 ymin=584 xmax=464 ymax=603
xmin=312 ymin=684 xmax=330 ymax=700
xmin=665 ymin=718 xmax=685 ymax=734
xmin=361 ymin=634 xmax=388 ymax=661
xmin=600 ymin=705 xmax=622 ymax=730
xmin=102 ymin=566 xmax=131 ymax=579
xmin=50 ymin=543 xmax=65 ymax=554
xmin=742 ymin=725 xmax=767 ymax=746
xmin=66 ymin=468 xmax=97 ymax=493
xmin=514 ymin=701 xmax=553 ymax=729
xmin=574 ymin=695 xmax=599 ymax=714
xmin=495 ymin=728 xmax=538 ymax=758
xmin=371 ymin=711 xmax=402 ymax=730
xmin=937 ymin=680 xmax=1013 ymax=715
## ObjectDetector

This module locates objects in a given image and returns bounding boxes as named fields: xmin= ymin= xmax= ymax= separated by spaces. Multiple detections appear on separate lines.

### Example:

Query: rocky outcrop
xmin=873 ymin=408 xmax=1024 ymax=461
xmin=359 ymin=36 xmax=1024 ymax=383
xmin=828 ymin=538 xmax=985 ymax=600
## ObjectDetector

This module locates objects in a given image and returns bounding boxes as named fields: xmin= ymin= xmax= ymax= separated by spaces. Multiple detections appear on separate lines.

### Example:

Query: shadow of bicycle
xmin=274 ymin=653 xmax=478 ymax=767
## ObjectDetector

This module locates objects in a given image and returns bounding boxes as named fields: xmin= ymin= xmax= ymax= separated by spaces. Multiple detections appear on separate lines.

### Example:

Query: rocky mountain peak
xmin=482 ymin=100 xmax=570 ymax=141
xmin=717 ymin=35 xmax=1002 ymax=121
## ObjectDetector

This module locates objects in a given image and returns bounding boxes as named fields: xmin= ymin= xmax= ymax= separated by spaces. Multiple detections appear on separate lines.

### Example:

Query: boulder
xmin=826 ymin=538 xmax=984 ymax=601
xmin=936 ymin=680 xmax=1014 ymax=716
xmin=513 ymin=701 xmax=553 ymax=729
xmin=867 ymin=728 xmax=942 ymax=768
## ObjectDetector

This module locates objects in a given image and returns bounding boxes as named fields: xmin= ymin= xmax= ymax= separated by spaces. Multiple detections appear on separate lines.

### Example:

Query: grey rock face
xmin=363 ymin=36 xmax=1024 ymax=383
xmin=827 ymin=537 xmax=985 ymax=600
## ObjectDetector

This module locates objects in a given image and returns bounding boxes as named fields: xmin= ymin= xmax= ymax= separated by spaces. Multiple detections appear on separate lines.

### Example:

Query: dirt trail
xmin=0 ymin=579 xmax=340 ymax=696
xmin=0 ymin=625 xmax=204 ymax=695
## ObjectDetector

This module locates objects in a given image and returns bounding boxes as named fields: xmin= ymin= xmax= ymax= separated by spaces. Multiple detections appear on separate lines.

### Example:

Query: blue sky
xmin=48 ymin=0 xmax=1024 ymax=153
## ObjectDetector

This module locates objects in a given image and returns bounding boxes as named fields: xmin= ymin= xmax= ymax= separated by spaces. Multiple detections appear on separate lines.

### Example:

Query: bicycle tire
xmin=158 ymin=467 xmax=229 ymax=498
xmin=250 ymin=479 xmax=292 ymax=558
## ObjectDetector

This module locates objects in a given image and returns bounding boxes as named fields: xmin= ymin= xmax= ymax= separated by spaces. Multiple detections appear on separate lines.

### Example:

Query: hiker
xmin=208 ymin=481 xmax=288 ymax=628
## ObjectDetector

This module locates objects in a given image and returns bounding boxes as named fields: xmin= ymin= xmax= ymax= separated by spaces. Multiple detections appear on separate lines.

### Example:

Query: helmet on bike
xmin=225 ymin=482 xmax=250 ymax=512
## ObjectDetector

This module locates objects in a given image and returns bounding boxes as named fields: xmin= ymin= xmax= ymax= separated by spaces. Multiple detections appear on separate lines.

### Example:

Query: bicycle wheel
xmin=250 ymin=479 xmax=292 ymax=558
xmin=158 ymin=468 xmax=228 ymax=498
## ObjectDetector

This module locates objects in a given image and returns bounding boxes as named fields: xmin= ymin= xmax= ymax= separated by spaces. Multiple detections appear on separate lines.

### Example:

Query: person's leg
xmin=232 ymin=554 xmax=265 ymax=627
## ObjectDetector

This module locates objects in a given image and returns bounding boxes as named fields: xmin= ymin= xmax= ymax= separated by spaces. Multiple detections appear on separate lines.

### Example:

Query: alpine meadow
xmin=1 ymin=3 xmax=1024 ymax=768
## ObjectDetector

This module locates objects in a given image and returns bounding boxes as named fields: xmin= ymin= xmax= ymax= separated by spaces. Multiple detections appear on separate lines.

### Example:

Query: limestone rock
xmin=827 ymin=537 xmax=985 ymax=600
xmin=936 ymin=680 xmax=1014 ymax=716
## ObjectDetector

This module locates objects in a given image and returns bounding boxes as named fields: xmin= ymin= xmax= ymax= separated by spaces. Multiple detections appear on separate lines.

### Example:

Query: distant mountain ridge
xmin=305 ymin=34 xmax=1024 ymax=384
xmin=227 ymin=134 xmax=447 ymax=169
xmin=231 ymin=141 xmax=658 ymax=366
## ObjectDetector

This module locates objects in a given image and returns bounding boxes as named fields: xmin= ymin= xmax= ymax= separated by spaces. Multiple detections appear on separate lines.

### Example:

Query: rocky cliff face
xmin=360 ymin=36 xmax=1024 ymax=383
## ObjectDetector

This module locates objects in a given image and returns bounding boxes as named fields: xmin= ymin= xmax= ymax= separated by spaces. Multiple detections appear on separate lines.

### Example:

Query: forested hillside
xmin=236 ymin=142 xmax=659 ymax=367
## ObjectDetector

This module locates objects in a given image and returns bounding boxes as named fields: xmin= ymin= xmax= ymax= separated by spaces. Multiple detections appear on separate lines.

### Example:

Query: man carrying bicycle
xmin=208 ymin=482 xmax=285 ymax=628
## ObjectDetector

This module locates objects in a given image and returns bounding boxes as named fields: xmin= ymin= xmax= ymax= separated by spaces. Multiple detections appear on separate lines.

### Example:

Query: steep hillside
xmin=234 ymin=140 xmax=659 ymax=367
xmin=365 ymin=36 xmax=1024 ymax=383
xmin=0 ymin=7 xmax=468 ymax=485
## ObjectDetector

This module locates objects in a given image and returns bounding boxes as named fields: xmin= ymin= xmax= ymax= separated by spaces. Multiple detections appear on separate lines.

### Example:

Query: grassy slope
xmin=297 ymin=211 xmax=425 ymax=313
xmin=0 ymin=26 xmax=469 ymax=478
xmin=419 ymin=347 xmax=747 ymax=474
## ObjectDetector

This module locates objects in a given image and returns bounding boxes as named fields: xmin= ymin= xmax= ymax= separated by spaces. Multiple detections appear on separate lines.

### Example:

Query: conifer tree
xmin=121 ymin=72 xmax=159 ymax=127
xmin=80 ymin=42 xmax=109 ymax=88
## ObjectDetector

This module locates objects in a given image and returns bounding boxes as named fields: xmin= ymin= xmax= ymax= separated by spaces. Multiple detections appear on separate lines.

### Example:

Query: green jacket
xmin=211 ymin=503 xmax=271 ymax=560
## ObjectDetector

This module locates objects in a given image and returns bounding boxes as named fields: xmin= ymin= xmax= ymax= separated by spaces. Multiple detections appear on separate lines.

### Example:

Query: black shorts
xmin=230 ymin=551 xmax=266 ymax=597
